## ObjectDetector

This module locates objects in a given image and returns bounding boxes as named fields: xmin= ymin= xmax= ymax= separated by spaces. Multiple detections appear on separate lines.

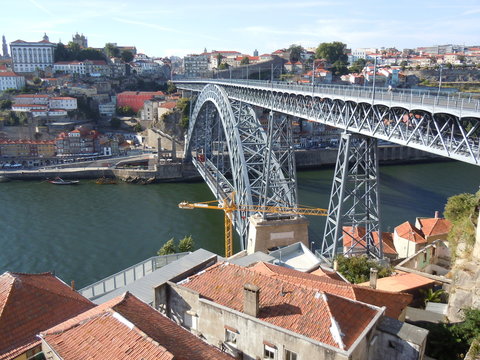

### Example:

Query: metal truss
xmin=321 ymin=133 xmax=382 ymax=262
xmin=185 ymin=84 xmax=297 ymax=249
xmin=177 ymin=80 xmax=480 ymax=166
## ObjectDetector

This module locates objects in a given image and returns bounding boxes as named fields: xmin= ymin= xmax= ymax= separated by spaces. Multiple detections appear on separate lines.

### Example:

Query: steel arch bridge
xmin=186 ymin=84 xmax=297 ymax=247
xmin=176 ymin=79 xmax=480 ymax=261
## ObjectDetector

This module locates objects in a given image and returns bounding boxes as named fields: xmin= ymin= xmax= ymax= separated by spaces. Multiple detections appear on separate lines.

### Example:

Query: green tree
xmin=67 ymin=41 xmax=81 ymax=59
xmin=288 ymin=44 xmax=304 ymax=62
xmin=421 ymin=288 xmax=445 ymax=307
xmin=32 ymin=77 xmax=42 ymax=86
xmin=331 ymin=60 xmax=349 ymax=76
xmin=104 ymin=43 xmax=120 ymax=58
xmin=348 ymin=58 xmax=366 ymax=73
xmin=218 ymin=62 xmax=229 ymax=70
xmin=216 ymin=53 xmax=224 ymax=67
xmin=54 ymin=42 xmax=70 ymax=61
xmin=167 ymin=82 xmax=177 ymax=94
xmin=240 ymin=56 xmax=250 ymax=65
xmin=133 ymin=123 xmax=143 ymax=132
xmin=444 ymin=191 xmax=480 ymax=256
xmin=315 ymin=42 xmax=348 ymax=63
xmin=178 ymin=235 xmax=194 ymax=252
xmin=335 ymin=255 xmax=393 ymax=284
xmin=400 ymin=60 xmax=408 ymax=71
xmin=121 ymin=50 xmax=134 ymax=63
xmin=157 ymin=238 xmax=176 ymax=255
xmin=0 ymin=100 xmax=12 ymax=110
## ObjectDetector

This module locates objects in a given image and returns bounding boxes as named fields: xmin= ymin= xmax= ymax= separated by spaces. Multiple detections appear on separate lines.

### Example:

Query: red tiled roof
xmin=417 ymin=218 xmax=452 ymax=237
xmin=42 ymin=292 xmax=233 ymax=360
xmin=249 ymin=262 xmax=411 ymax=319
xmin=395 ymin=221 xmax=426 ymax=244
xmin=13 ymin=94 xmax=49 ymax=98
xmin=181 ymin=263 xmax=382 ymax=350
xmin=358 ymin=271 xmax=435 ymax=292
xmin=0 ymin=272 xmax=94 ymax=360
xmin=343 ymin=227 xmax=397 ymax=255
xmin=160 ymin=101 xmax=177 ymax=109
xmin=0 ymin=72 xmax=19 ymax=77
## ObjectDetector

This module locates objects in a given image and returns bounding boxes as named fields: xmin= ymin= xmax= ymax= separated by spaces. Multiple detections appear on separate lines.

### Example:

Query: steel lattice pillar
xmin=320 ymin=133 xmax=383 ymax=263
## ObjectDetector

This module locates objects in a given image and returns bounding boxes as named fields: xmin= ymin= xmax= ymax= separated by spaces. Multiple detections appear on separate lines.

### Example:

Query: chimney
xmin=434 ymin=211 xmax=439 ymax=218
xmin=369 ymin=268 xmax=378 ymax=289
xmin=243 ymin=283 xmax=260 ymax=317
xmin=70 ymin=280 xmax=75 ymax=291
xmin=333 ymin=260 xmax=338 ymax=271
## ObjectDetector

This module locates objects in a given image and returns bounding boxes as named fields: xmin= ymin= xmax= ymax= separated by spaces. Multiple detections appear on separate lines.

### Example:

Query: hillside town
xmin=1 ymin=30 xmax=480 ymax=360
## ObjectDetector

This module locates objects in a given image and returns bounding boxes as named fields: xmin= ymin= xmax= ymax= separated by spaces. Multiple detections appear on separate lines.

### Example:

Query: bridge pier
xmin=247 ymin=214 xmax=309 ymax=254
xmin=320 ymin=133 xmax=383 ymax=263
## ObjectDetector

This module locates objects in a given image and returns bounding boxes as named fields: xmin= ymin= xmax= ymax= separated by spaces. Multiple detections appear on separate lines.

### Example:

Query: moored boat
xmin=48 ymin=177 xmax=79 ymax=185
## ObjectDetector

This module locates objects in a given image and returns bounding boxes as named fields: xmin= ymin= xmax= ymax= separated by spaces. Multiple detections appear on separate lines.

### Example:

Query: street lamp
xmin=438 ymin=64 xmax=443 ymax=96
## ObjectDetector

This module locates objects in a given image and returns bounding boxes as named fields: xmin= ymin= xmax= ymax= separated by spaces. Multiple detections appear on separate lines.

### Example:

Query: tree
xmin=400 ymin=60 xmax=408 ymax=71
xmin=0 ymin=100 xmax=12 ymax=110
xmin=335 ymin=255 xmax=393 ymax=284
xmin=331 ymin=60 xmax=349 ymax=76
xmin=67 ymin=41 xmax=81 ymax=59
xmin=104 ymin=43 xmax=120 ymax=58
xmin=178 ymin=235 xmax=194 ymax=252
xmin=216 ymin=53 xmax=224 ymax=67
xmin=167 ymin=82 xmax=177 ymax=94
xmin=54 ymin=42 xmax=69 ymax=62
xmin=121 ymin=50 xmax=134 ymax=63
xmin=315 ymin=42 xmax=348 ymax=63
xmin=240 ymin=56 xmax=250 ymax=65
xmin=288 ymin=44 xmax=304 ymax=63
xmin=133 ymin=123 xmax=143 ymax=132
xmin=348 ymin=58 xmax=366 ymax=74
xmin=32 ymin=77 xmax=42 ymax=86
xmin=218 ymin=62 xmax=229 ymax=70
xmin=157 ymin=238 xmax=176 ymax=255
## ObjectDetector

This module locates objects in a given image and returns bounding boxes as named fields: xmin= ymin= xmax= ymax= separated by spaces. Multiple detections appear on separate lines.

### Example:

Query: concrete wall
xmin=246 ymin=215 xmax=309 ymax=254
xmin=295 ymin=146 xmax=441 ymax=169
xmin=164 ymin=282 xmax=382 ymax=360
xmin=393 ymin=233 xmax=422 ymax=259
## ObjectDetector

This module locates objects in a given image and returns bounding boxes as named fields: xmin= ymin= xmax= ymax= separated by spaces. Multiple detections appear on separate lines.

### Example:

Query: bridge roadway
xmin=175 ymin=79 xmax=480 ymax=166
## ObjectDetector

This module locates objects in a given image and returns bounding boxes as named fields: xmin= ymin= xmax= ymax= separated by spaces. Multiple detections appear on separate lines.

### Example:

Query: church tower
xmin=2 ymin=35 xmax=9 ymax=58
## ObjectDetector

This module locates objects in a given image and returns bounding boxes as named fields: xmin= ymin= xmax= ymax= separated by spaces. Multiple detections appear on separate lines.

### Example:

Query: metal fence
xmin=79 ymin=252 xmax=189 ymax=299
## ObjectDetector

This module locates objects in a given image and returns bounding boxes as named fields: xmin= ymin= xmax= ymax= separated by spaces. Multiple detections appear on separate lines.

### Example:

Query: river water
xmin=1 ymin=161 xmax=479 ymax=288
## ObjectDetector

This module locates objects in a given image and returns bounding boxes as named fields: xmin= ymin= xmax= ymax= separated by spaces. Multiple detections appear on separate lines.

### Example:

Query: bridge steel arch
xmin=185 ymin=84 xmax=298 ymax=250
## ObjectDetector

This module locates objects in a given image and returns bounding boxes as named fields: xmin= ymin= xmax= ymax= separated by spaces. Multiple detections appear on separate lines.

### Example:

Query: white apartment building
xmin=54 ymin=61 xmax=87 ymax=75
xmin=0 ymin=71 xmax=25 ymax=91
xmin=49 ymin=97 xmax=77 ymax=110
xmin=183 ymin=53 xmax=209 ymax=77
xmin=10 ymin=34 xmax=56 ymax=73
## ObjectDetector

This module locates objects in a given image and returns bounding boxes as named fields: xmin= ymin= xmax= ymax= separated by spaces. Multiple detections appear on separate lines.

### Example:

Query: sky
xmin=2 ymin=0 xmax=480 ymax=58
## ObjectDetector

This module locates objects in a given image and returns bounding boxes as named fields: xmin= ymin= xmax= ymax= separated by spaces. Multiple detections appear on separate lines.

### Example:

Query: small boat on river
xmin=48 ymin=177 xmax=79 ymax=185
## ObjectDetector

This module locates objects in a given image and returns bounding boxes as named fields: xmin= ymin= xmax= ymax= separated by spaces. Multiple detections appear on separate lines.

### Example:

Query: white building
xmin=54 ymin=61 xmax=87 ymax=75
xmin=183 ymin=53 xmax=209 ymax=77
xmin=10 ymin=34 xmax=56 ymax=73
xmin=0 ymin=71 xmax=25 ymax=91
xmin=49 ymin=97 xmax=77 ymax=110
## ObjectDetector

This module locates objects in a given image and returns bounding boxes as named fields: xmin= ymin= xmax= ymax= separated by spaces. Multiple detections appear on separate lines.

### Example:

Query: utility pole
xmin=371 ymin=56 xmax=377 ymax=104
xmin=438 ymin=64 xmax=443 ymax=96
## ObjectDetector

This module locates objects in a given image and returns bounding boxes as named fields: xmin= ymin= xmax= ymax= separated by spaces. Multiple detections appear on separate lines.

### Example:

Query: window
xmin=264 ymin=344 xmax=276 ymax=359
xmin=285 ymin=349 xmax=297 ymax=360
xmin=225 ymin=328 xmax=238 ymax=345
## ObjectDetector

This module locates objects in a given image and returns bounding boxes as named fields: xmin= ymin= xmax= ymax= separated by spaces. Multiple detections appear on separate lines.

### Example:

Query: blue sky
xmin=2 ymin=0 xmax=480 ymax=57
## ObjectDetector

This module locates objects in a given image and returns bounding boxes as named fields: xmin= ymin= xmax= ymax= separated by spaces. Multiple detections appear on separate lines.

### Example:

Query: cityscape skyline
xmin=2 ymin=0 xmax=480 ymax=58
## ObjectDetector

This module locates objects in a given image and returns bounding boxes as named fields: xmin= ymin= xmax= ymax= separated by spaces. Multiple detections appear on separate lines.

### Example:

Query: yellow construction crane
xmin=178 ymin=193 xmax=328 ymax=257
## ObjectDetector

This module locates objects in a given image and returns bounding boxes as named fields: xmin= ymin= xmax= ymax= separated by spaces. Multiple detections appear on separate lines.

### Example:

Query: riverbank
xmin=0 ymin=145 xmax=444 ymax=182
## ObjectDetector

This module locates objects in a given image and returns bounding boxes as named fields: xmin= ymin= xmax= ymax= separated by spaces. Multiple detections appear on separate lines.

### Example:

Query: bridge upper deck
xmin=175 ymin=79 xmax=480 ymax=119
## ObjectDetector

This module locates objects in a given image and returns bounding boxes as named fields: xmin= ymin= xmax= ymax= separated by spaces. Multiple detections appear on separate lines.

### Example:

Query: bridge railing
xmin=177 ymin=79 xmax=480 ymax=114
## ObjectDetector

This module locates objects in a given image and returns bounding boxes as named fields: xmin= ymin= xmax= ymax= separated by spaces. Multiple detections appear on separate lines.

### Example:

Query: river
xmin=0 ymin=161 xmax=479 ymax=288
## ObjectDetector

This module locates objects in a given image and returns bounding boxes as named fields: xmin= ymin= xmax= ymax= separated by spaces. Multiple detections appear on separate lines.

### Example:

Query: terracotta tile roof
xmin=418 ymin=218 xmax=452 ymax=237
xmin=357 ymin=271 xmax=435 ymax=292
xmin=0 ymin=72 xmax=19 ymax=77
xmin=395 ymin=221 xmax=426 ymax=244
xmin=0 ymin=272 xmax=94 ymax=360
xmin=42 ymin=292 xmax=233 ymax=360
xmin=343 ymin=227 xmax=397 ymax=255
xmin=180 ymin=263 xmax=382 ymax=350
xmin=160 ymin=101 xmax=177 ymax=109
xmin=248 ymin=262 xmax=412 ymax=319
